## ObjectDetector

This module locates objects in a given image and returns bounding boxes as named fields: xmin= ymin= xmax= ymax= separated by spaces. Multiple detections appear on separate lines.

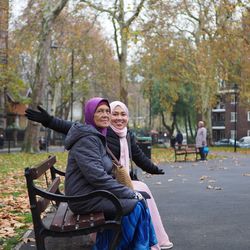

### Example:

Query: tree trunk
xmin=184 ymin=113 xmax=189 ymax=143
xmin=0 ymin=0 xmax=8 ymax=135
xmin=188 ymin=113 xmax=194 ymax=138
xmin=205 ymin=107 xmax=212 ymax=146
xmin=160 ymin=111 xmax=171 ymax=135
xmin=118 ymin=2 xmax=128 ymax=105
xmin=22 ymin=0 xmax=68 ymax=152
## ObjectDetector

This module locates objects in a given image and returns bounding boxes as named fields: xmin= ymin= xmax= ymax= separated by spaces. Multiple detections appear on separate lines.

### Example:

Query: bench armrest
xmin=51 ymin=166 xmax=66 ymax=176
xmin=34 ymin=187 xmax=123 ymax=220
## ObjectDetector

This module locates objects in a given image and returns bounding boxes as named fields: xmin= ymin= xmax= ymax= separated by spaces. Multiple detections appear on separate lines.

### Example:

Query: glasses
xmin=95 ymin=108 xmax=110 ymax=116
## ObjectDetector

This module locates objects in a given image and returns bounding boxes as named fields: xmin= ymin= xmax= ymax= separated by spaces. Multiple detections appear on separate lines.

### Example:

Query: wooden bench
xmin=174 ymin=144 xmax=199 ymax=162
xmin=25 ymin=155 xmax=122 ymax=250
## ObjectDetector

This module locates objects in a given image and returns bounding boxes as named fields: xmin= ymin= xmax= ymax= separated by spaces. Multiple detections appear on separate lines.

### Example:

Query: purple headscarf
xmin=84 ymin=97 xmax=110 ymax=136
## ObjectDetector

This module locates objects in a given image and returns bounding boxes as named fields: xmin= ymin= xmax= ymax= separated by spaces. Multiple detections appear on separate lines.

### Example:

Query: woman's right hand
xmin=133 ymin=191 xmax=144 ymax=200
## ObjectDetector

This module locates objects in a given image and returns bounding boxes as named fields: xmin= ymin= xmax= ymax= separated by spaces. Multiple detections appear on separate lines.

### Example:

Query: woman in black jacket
xmin=108 ymin=101 xmax=173 ymax=250
xmin=25 ymin=101 xmax=173 ymax=250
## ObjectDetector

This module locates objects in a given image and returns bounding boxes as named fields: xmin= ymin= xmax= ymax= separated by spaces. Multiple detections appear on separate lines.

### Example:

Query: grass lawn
xmin=0 ymin=152 xmax=68 ymax=250
xmin=0 ymin=146 xmax=248 ymax=249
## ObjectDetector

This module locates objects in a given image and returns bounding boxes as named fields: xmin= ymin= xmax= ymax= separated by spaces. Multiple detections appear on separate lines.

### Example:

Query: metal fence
xmin=0 ymin=129 xmax=65 ymax=153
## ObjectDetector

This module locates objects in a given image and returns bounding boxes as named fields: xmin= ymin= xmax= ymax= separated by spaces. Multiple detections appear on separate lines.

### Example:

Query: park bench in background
xmin=174 ymin=144 xmax=199 ymax=162
xmin=24 ymin=155 xmax=122 ymax=250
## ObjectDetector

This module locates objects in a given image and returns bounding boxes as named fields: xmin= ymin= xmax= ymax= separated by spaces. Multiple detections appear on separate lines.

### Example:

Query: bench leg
xmin=35 ymin=235 xmax=46 ymax=250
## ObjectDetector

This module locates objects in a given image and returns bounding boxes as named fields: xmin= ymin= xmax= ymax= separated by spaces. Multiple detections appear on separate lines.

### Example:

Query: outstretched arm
xmin=25 ymin=106 xmax=73 ymax=135
xmin=129 ymin=131 xmax=164 ymax=175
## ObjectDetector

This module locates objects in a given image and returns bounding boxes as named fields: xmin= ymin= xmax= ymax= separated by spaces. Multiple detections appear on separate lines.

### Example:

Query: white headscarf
xmin=110 ymin=101 xmax=130 ymax=174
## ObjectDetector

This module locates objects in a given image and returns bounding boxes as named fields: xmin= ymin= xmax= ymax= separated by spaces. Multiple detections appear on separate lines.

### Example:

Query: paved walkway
xmin=0 ymin=146 xmax=65 ymax=154
xmin=15 ymin=151 xmax=250 ymax=250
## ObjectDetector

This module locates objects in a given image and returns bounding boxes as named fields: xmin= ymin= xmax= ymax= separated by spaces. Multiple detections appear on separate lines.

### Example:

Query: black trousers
xmin=198 ymin=147 xmax=206 ymax=160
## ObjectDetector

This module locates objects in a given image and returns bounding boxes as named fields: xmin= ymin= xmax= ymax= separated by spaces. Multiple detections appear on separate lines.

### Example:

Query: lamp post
xmin=233 ymin=83 xmax=238 ymax=153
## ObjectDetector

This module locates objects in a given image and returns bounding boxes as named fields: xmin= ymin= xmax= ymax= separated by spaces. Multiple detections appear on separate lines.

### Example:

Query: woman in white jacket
xmin=195 ymin=121 xmax=207 ymax=161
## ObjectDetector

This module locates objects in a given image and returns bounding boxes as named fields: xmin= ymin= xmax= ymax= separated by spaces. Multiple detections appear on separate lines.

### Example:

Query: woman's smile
xmin=111 ymin=106 xmax=128 ymax=130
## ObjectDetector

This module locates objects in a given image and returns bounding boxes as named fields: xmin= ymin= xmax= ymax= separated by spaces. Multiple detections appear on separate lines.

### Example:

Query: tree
xmin=0 ymin=0 xmax=9 ymax=134
xmin=135 ymin=0 xmax=249 ymax=141
xmin=48 ymin=10 xmax=120 ymax=120
xmin=22 ymin=0 xmax=68 ymax=152
xmin=176 ymin=0 xmax=249 ymax=142
xmin=80 ymin=0 xmax=146 ymax=105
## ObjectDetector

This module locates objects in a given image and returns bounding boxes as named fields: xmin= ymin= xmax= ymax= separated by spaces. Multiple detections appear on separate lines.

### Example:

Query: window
xmin=248 ymin=111 xmax=250 ymax=121
xmin=231 ymin=130 xmax=236 ymax=139
xmin=248 ymin=130 xmax=250 ymax=136
xmin=219 ymin=80 xmax=225 ymax=89
xmin=231 ymin=94 xmax=237 ymax=104
xmin=231 ymin=112 xmax=237 ymax=122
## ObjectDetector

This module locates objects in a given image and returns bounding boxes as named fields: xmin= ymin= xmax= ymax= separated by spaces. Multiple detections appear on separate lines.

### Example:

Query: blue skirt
xmin=92 ymin=201 xmax=157 ymax=250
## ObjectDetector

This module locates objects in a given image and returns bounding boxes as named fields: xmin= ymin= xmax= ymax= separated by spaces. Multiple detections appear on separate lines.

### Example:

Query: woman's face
xmin=111 ymin=105 xmax=128 ymax=130
xmin=94 ymin=104 xmax=111 ymax=128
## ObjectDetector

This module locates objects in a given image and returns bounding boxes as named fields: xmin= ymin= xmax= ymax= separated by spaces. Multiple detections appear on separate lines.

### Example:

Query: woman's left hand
xmin=154 ymin=168 xmax=165 ymax=175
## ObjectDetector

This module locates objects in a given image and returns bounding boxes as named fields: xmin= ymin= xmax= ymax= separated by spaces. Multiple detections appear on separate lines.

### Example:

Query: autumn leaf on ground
xmin=200 ymin=175 xmax=210 ymax=180
xmin=243 ymin=173 xmax=250 ymax=176
xmin=23 ymin=237 xmax=36 ymax=243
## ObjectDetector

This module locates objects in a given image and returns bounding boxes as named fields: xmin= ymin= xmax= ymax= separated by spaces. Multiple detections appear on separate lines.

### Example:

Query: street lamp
xmin=50 ymin=44 xmax=74 ymax=121
xmin=233 ymin=83 xmax=238 ymax=153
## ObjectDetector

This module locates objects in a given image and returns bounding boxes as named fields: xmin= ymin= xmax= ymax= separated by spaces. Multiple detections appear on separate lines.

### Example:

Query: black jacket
xmin=106 ymin=127 xmax=160 ymax=174
xmin=64 ymin=122 xmax=137 ymax=216
xmin=47 ymin=117 xmax=160 ymax=174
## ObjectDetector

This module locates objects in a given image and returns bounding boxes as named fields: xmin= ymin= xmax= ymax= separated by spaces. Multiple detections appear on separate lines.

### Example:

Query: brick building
xmin=212 ymin=85 xmax=250 ymax=142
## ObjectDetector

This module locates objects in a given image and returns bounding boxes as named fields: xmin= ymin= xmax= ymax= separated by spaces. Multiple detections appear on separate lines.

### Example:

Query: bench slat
xmin=37 ymin=177 xmax=61 ymax=213
xmin=50 ymin=202 xmax=68 ymax=231
xmin=31 ymin=156 xmax=57 ymax=179
xmin=77 ymin=212 xmax=105 ymax=229
xmin=63 ymin=208 xmax=78 ymax=231
xmin=175 ymin=150 xmax=186 ymax=155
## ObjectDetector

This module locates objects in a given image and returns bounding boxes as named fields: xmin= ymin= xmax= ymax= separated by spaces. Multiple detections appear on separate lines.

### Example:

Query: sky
xmin=11 ymin=0 xmax=27 ymax=18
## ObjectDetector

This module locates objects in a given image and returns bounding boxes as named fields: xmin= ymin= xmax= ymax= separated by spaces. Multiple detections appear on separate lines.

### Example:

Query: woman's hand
xmin=25 ymin=106 xmax=53 ymax=127
xmin=133 ymin=191 xmax=144 ymax=200
xmin=151 ymin=167 xmax=165 ymax=175
xmin=155 ymin=168 xmax=165 ymax=174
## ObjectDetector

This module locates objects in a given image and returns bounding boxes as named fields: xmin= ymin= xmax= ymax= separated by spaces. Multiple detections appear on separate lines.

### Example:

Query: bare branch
xmin=112 ymin=16 xmax=121 ymax=60
xmin=81 ymin=0 xmax=116 ymax=18
xmin=172 ymin=24 xmax=196 ymax=37
xmin=183 ymin=0 xmax=199 ymax=22
xmin=125 ymin=0 xmax=146 ymax=27
xmin=51 ymin=0 xmax=69 ymax=19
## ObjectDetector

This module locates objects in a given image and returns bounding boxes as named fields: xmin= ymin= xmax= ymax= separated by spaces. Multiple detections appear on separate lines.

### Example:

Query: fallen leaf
xmin=243 ymin=173 xmax=250 ymax=177
xmin=200 ymin=175 xmax=209 ymax=180
xmin=23 ymin=237 xmax=36 ymax=243
xmin=14 ymin=222 xmax=26 ymax=229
